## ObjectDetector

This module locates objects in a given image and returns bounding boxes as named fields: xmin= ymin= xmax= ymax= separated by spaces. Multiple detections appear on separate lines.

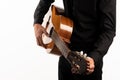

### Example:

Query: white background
xmin=0 ymin=0 xmax=119 ymax=80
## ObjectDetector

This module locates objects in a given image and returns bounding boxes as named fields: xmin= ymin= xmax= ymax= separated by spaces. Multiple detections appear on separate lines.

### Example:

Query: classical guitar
xmin=42 ymin=5 xmax=87 ymax=74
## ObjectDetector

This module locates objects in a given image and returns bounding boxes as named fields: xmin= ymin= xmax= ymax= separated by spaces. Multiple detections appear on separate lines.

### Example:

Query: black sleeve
xmin=89 ymin=0 xmax=116 ymax=64
xmin=34 ymin=0 xmax=54 ymax=24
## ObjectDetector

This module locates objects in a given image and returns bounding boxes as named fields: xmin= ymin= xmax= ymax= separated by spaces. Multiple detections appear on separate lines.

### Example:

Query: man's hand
xmin=34 ymin=24 xmax=48 ymax=48
xmin=86 ymin=57 xmax=95 ymax=75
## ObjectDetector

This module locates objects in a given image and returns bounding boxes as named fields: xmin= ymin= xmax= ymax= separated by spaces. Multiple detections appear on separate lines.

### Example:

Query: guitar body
xmin=43 ymin=5 xmax=73 ymax=55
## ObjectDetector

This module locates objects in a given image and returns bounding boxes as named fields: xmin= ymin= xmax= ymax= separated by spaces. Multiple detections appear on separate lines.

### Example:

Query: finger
xmin=87 ymin=68 xmax=94 ymax=73
xmin=87 ymin=67 xmax=94 ymax=70
xmin=87 ymin=65 xmax=94 ymax=73
xmin=87 ymin=62 xmax=90 ymax=65
xmin=86 ymin=57 xmax=91 ymax=62
xmin=36 ymin=30 xmax=47 ymax=48
xmin=87 ymin=68 xmax=94 ymax=71
xmin=43 ymin=30 xmax=49 ymax=37
xmin=86 ymin=57 xmax=91 ymax=60
xmin=36 ymin=37 xmax=42 ymax=46
xmin=86 ymin=68 xmax=94 ymax=75
xmin=87 ymin=65 xmax=95 ymax=70
xmin=35 ymin=31 xmax=44 ymax=47
xmin=38 ymin=34 xmax=46 ymax=48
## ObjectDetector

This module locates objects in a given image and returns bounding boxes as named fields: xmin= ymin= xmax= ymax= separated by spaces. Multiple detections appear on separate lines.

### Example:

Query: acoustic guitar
xmin=42 ymin=5 xmax=87 ymax=74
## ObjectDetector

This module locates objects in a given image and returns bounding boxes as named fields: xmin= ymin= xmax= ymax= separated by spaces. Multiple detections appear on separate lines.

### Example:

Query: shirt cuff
xmin=34 ymin=18 xmax=43 ymax=25
xmin=89 ymin=51 xmax=102 ymax=66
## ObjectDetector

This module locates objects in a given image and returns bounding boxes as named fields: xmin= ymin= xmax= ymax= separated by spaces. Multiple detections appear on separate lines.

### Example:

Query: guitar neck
xmin=49 ymin=27 xmax=70 ymax=58
xmin=48 ymin=27 xmax=87 ymax=75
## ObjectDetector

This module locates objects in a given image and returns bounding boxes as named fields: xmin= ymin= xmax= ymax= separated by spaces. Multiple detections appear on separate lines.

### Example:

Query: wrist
xmin=34 ymin=23 xmax=41 ymax=27
xmin=34 ymin=24 xmax=42 ymax=30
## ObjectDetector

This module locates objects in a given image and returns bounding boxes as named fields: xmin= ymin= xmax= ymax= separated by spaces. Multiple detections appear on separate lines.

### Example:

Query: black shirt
xmin=34 ymin=0 xmax=116 ymax=64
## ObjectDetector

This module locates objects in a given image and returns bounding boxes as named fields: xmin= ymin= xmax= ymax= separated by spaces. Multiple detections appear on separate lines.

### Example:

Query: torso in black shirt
xmin=63 ymin=0 xmax=100 ymax=51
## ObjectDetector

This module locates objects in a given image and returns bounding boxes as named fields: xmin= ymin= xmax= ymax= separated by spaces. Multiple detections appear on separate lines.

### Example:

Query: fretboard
xmin=50 ymin=27 xmax=70 ymax=58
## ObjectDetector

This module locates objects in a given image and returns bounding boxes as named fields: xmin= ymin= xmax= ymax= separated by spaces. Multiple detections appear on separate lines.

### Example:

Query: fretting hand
xmin=86 ymin=57 xmax=95 ymax=75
